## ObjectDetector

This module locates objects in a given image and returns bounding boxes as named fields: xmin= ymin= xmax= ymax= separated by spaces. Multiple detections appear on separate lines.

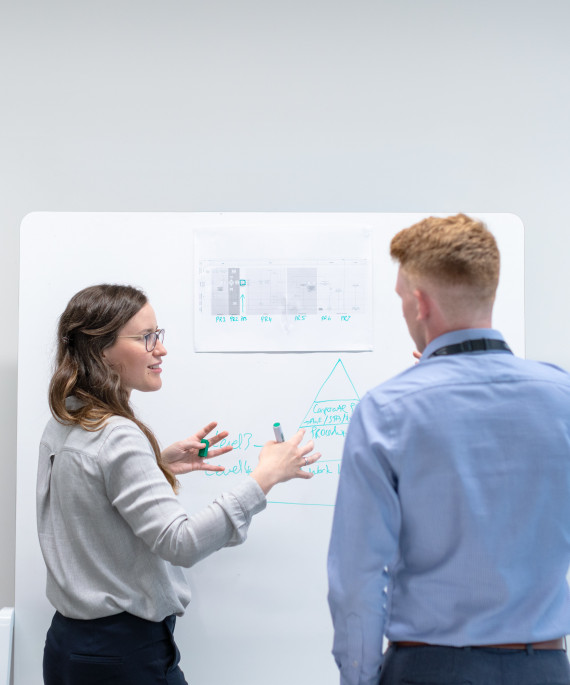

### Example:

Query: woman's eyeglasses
xmin=118 ymin=329 xmax=165 ymax=352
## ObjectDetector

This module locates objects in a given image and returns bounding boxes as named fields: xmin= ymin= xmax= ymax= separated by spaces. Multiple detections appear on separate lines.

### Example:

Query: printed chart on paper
xmin=194 ymin=227 xmax=373 ymax=351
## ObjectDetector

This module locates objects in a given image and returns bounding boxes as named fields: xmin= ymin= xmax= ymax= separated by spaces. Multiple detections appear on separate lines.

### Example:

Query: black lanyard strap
xmin=429 ymin=338 xmax=513 ymax=358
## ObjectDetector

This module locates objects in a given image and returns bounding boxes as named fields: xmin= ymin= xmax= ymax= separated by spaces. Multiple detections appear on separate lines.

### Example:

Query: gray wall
xmin=2 ymin=0 xmax=570 ymax=614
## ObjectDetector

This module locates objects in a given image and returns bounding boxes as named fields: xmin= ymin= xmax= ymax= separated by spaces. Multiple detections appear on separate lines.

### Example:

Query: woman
xmin=37 ymin=284 xmax=320 ymax=685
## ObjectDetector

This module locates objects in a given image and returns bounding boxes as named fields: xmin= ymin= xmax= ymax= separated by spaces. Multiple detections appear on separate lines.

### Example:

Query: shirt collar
xmin=420 ymin=328 xmax=505 ymax=363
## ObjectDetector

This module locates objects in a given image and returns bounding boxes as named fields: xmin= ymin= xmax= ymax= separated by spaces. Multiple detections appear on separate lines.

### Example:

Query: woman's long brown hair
xmin=49 ymin=284 xmax=178 ymax=492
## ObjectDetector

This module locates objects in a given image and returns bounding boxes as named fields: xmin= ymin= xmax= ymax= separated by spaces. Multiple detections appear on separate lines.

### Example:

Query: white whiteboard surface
xmin=16 ymin=213 xmax=524 ymax=685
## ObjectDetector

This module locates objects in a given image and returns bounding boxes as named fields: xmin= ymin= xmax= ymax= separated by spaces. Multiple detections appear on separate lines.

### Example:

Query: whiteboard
xmin=15 ymin=213 xmax=525 ymax=685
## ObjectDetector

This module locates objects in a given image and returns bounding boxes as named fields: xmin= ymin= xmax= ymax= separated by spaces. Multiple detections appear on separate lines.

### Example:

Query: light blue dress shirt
xmin=328 ymin=329 xmax=570 ymax=685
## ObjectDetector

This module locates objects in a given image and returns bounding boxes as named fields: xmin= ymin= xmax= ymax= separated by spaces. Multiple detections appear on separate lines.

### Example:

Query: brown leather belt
xmin=392 ymin=638 xmax=565 ymax=651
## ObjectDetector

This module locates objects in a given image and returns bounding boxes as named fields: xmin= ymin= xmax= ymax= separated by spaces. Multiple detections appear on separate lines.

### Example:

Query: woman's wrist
xmin=249 ymin=468 xmax=276 ymax=495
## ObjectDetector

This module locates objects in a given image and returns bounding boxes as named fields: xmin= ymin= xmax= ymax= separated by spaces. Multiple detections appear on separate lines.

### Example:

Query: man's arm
xmin=327 ymin=397 xmax=401 ymax=685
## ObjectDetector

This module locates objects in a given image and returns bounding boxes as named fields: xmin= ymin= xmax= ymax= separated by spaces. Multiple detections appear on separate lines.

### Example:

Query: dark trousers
xmin=43 ymin=611 xmax=188 ymax=685
xmin=380 ymin=644 xmax=570 ymax=685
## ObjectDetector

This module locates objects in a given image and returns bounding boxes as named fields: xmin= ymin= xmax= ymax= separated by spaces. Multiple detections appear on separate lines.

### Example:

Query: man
xmin=328 ymin=214 xmax=570 ymax=685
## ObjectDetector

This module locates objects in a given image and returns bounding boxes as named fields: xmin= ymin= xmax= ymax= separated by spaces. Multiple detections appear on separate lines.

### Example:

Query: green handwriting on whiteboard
xmin=211 ymin=432 xmax=253 ymax=451
xmin=200 ymin=358 xmax=360 ymax=507
xmin=204 ymin=459 xmax=253 ymax=477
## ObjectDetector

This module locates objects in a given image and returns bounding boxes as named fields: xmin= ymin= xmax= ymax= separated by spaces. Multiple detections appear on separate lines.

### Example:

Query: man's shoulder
xmin=482 ymin=354 xmax=570 ymax=386
xmin=361 ymin=363 xmax=436 ymax=408
xmin=361 ymin=354 xmax=570 ymax=409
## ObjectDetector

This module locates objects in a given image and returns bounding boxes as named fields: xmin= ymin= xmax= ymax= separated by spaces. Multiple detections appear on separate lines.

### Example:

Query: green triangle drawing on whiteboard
xmin=299 ymin=359 xmax=360 ymax=432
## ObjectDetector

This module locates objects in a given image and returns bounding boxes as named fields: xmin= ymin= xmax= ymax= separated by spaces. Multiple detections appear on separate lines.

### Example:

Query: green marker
xmin=273 ymin=422 xmax=285 ymax=442
xmin=198 ymin=439 xmax=209 ymax=457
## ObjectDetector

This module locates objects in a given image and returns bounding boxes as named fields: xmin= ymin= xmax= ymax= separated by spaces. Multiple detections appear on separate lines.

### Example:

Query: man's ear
xmin=414 ymin=288 xmax=430 ymax=321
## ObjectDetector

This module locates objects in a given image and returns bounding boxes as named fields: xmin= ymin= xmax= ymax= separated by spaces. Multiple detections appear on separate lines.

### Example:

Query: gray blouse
xmin=37 ymin=411 xmax=266 ymax=621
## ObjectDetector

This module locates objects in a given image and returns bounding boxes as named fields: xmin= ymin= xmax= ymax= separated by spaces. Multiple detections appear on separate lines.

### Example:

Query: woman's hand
xmin=161 ymin=421 xmax=233 ymax=475
xmin=250 ymin=429 xmax=321 ymax=495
